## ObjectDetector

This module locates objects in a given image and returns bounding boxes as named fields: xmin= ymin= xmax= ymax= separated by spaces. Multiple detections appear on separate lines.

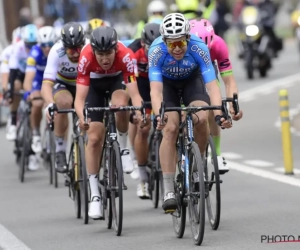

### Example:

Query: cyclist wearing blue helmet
xmin=22 ymin=26 xmax=57 ymax=166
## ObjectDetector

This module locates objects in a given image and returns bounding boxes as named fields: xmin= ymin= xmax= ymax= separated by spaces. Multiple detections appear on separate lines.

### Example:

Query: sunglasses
xmin=41 ymin=42 xmax=54 ymax=48
xmin=65 ymin=45 xmax=83 ymax=55
xmin=25 ymin=42 xmax=37 ymax=49
xmin=166 ymin=40 xmax=187 ymax=49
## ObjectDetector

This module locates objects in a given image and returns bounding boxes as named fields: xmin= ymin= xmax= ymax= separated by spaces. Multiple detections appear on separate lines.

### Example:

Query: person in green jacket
xmin=175 ymin=0 xmax=200 ymax=20
xmin=133 ymin=0 xmax=167 ymax=39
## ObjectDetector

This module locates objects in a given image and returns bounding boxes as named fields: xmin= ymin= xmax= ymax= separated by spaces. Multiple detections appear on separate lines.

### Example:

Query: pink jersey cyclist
xmin=189 ymin=18 xmax=243 ymax=175
xmin=210 ymin=34 xmax=233 ymax=76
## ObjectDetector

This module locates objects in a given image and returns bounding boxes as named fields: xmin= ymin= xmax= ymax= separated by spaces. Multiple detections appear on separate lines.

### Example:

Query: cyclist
xmin=189 ymin=19 xmax=243 ymax=174
xmin=127 ymin=23 xmax=161 ymax=198
xmin=75 ymin=26 xmax=143 ymax=219
xmin=133 ymin=0 xmax=167 ymax=39
xmin=1 ymin=28 xmax=22 ymax=94
xmin=23 ymin=26 xmax=57 ymax=158
xmin=149 ymin=13 xmax=232 ymax=212
xmin=42 ymin=22 xmax=86 ymax=173
xmin=6 ymin=24 xmax=38 ymax=141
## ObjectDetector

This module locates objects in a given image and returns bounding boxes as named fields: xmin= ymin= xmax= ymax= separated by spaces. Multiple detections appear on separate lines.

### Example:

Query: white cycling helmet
xmin=147 ymin=0 xmax=167 ymax=17
xmin=37 ymin=26 xmax=57 ymax=44
xmin=160 ymin=13 xmax=190 ymax=39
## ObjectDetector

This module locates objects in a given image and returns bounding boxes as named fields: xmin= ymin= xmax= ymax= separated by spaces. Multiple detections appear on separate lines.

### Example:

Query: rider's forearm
xmin=222 ymin=74 xmax=238 ymax=98
xmin=1 ymin=73 xmax=9 ymax=90
xmin=207 ymin=80 xmax=223 ymax=117
xmin=150 ymin=81 xmax=163 ymax=115
xmin=41 ymin=82 xmax=54 ymax=105
xmin=74 ymin=84 xmax=89 ymax=121
xmin=23 ymin=71 xmax=35 ymax=92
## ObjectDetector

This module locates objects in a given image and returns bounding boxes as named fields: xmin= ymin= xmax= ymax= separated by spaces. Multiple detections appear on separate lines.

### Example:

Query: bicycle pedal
xmin=123 ymin=184 xmax=128 ymax=190
xmin=64 ymin=180 xmax=70 ymax=187
xmin=165 ymin=209 xmax=176 ymax=214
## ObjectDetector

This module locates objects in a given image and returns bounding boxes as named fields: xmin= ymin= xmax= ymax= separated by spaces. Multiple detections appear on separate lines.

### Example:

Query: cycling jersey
xmin=128 ymin=39 xmax=148 ymax=78
xmin=210 ymin=35 xmax=233 ymax=76
xmin=8 ymin=40 xmax=30 ymax=72
xmin=0 ymin=44 xmax=13 ymax=73
xmin=77 ymin=42 xmax=137 ymax=86
xmin=43 ymin=40 xmax=79 ymax=86
xmin=26 ymin=45 xmax=47 ymax=91
xmin=148 ymin=34 xmax=216 ymax=84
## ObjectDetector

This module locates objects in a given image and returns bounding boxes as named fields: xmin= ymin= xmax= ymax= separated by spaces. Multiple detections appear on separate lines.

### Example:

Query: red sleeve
xmin=76 ymin=44 xmax=93 ymax=86
xmin=118 ymin=44 xmax=137 ymax=84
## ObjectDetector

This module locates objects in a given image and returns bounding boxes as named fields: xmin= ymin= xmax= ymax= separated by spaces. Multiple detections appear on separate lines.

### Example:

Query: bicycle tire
xmin=68 ymin=141 xmax=81 ymax=219
xmin=101 ymin=145 xmax=112 ymax=229
xmin=110 ymin=141 xmax=123 ymax=236
xmin=172 ymin=170 xmax=186 ymax=238
xmin=205 ymin=136 xmax=221 ymax=230
xmin=188 ymin=142 xmax=205 ymax=246
xmin=49 ymin=131 xmax=58 ymax=188
xmin=78 ymin=135 xmax=89 ymax=224
xmin=19 ymin=117 xmax=29 ymax=183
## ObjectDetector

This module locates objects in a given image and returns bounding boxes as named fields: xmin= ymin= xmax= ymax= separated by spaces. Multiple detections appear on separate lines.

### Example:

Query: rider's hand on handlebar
xmin=230 ymin=106 xmax=243 ymax=121
xmin=79 ymin=117 xmax=90 ymax=131
xmin=153 ymin=114 xmax=168 ymax=130
xmin=215 ymin=115 xmax=232 ymax=129
xmin=44 ymin=103 xmax=57 ymax=123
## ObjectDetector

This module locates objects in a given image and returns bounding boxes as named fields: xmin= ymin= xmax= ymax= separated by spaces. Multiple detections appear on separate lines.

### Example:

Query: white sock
xmin=89 ymin=174 xmax=100 ymax=199
xmin=117 ymin=130 xmax=128 ymax=150
xmin=138 ymin=166 xmax=148 ymax=183
xmin=127 ymin=137 xmax=136 ymax=160
xmin=55 ymin=136 xmax=66 ymax=153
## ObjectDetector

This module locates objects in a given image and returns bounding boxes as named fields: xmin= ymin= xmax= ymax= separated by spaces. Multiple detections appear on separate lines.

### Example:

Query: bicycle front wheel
xmin=110 ymin=141 xmax=123 ymax=236
xmin=205 ymin=136 xmax=221 ymax=230
xmin=188 ymin=142 xmax=206 ymax=246
xmin=79 ymin=135 xmax=89 ymax=225
xmin=19 ymin=118 xmax=29 ymax=183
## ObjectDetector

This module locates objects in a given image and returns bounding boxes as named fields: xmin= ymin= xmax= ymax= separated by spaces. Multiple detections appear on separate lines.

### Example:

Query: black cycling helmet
xmin=61 ymin=22 xmax=85 ymax=47
xmin=141 ymin=23 xmax=160 ymax=46
xmin=90 ymin=26 xmax=118 ymax=51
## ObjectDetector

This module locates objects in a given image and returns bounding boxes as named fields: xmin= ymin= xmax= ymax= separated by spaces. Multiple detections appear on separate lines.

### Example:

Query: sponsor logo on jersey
xmin=78 ymin=56 xmax=87 ymax=74
xmin=191 ymin=45 xmax=210 ymax=66
xmin=148 ymin=47 xmax=163 ymax=67
xmin=219 ymin=59 xmax=231 ymax=69
xmin=122 ymin=53 xmax=134 ymax=73
xmin=167 ymin=60 xmax=176 ymax=65
xmin=163 ymin=65 xmax=195 ymax=78
xmin=57 ymin=47 xmax=66 ymax=57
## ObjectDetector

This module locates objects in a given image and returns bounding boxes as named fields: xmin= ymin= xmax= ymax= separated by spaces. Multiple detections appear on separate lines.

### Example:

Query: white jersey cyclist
xmin=0 ymin=45 xmax=13 ymax=74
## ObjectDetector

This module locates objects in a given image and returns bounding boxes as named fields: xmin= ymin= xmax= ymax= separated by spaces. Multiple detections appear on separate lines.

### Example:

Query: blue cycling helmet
xmin=21 ymin=24 xmax=38 ymax=43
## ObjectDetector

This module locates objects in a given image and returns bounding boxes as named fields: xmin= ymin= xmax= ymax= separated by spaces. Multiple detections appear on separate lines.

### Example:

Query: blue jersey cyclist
xmin=149 ymin=13 xmax=232 ymax=213
xmin=23 ymin=26 xmax=57 ymax=164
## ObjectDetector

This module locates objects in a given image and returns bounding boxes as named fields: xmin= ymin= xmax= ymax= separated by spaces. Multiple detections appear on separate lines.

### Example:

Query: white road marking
xmin=239 ymin=72 xmax=300 ymax=102
xmin=243 ymin=160 xmax=274 ymax=167
xmin=229 ymin=161 xmax=300 ymax=187
xmin=0 ymin=223 xmax=31 ymax=250
xmin=274 ymin=167 xmax=300 ymax=174
xmin=222 ymin=152 xmax=243 ymax=160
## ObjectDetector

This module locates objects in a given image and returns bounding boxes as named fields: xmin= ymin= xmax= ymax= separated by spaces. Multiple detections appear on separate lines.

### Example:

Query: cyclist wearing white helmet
xmin=6 ymin=24 xmax=38 ymax=141
xmin=22 ymin=26 xmax=57 ymax=166
xmin=1 ymin=28 xmax=22 ymax=94
xmin=133 ymin=0 xmax=167 ymax=39
xmin=149 ymin=13 xmax=232 ymax=212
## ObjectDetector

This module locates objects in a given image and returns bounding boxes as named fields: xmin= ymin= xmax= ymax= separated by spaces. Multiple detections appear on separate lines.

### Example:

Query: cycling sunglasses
xmin=65 ymin=45 xmax=84 ymax=55
xmin=41 ymin=42 xmax=54 ymax=48
xmin=166 ymin=40 xmax=187 ymax=49
xmin=25 ymin=42 xmax=37 ymax=49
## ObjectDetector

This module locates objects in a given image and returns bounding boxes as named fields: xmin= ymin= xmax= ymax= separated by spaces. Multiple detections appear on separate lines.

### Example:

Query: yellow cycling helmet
xmin=86 ymin=18 xmax=105 ymax=35
xmin=175 ymin=0 xmax=199 ymax=12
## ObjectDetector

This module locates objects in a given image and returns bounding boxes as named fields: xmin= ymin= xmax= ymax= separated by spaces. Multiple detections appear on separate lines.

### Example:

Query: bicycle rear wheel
xmin=79 ymin=135 xmax=89 ymax=224
xmin=188 ymin=142 xmax=206 ymax=246
xmin=205 ymin=136 xmax=221 ymax=230
xmin=19 ymin=118 xmax=30 ymax=183
xmin=110 ymin=141 xmax=123 ymax=236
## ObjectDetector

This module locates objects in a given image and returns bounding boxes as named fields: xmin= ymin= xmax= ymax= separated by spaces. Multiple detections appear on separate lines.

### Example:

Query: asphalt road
xmin=1 ymin=39 xmax=300 ymax=250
